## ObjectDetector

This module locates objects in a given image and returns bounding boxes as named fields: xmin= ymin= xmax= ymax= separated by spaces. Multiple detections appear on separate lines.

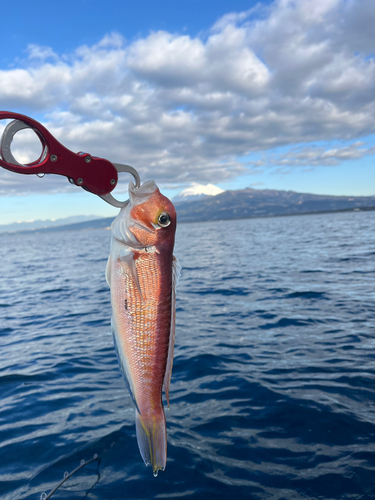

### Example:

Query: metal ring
xmin=0 ymin=120 xmax=47 ymax=167
xmin=1 ymin=120 xmax=30 ymax=166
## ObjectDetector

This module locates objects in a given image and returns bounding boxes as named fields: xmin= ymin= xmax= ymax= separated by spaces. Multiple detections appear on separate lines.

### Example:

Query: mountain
xmin=1 ymin=188 xmax=375 ymax=234
xmin=0 ymin=215 xmax=100 ymax=233
xmin=173 ymin=183 xmax=224 ymax=203
xmin=23 ymin=217 xmax=114 ymax=233
xmin=174 ymin=188 xmax=375 ymax=222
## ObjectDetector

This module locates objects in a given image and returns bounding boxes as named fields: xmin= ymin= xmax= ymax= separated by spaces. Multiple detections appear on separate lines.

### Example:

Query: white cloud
xmin=0 ymin=0 xmax=374 ymax=194
xmin=268 ymin=142 xmax=375 ymax=167
xmin=27 ymin=44 xmax=58 ymax=61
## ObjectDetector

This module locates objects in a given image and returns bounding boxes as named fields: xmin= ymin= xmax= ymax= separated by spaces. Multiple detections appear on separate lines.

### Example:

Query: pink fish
xmin=106 ymin=180 xmax=179 ymax=476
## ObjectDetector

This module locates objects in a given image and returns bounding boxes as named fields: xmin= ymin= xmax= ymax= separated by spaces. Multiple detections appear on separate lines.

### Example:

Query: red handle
xmin=0 ymin=111 xmax=118 ymax=196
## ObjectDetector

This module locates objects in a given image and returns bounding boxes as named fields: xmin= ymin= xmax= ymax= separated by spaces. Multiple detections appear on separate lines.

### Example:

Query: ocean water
xmin=0 ymin=210 xmax=375 ymax=500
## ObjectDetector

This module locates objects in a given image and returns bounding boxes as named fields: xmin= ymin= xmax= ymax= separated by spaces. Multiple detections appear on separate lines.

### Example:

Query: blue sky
xmin=0 ymin=0 xmax=374 ymax=224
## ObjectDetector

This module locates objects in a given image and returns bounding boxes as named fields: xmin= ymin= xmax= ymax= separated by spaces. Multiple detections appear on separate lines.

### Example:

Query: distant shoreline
xmin=176 ymin=205 xmax=375 ymax=224
xmin=1 ymin=205 xmax=374 ymax=235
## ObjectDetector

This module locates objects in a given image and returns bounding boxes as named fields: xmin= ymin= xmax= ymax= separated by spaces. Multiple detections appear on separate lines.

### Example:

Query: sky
xmin=0 ymin=0 xmax=374 ymax=224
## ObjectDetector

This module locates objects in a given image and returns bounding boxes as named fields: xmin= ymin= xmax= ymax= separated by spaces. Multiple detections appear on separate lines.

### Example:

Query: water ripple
xmin=0 ymin=211 xmax=374 ymax=498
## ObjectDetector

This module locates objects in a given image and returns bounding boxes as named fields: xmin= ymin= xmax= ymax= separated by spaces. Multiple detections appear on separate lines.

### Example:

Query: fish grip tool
xmin=0 ymin=111 xmax=141 ymax=208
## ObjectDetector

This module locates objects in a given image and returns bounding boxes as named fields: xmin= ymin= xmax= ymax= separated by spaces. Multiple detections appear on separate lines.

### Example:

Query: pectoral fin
xmin=163 ymin=256 xmax=181 ymax=407
xmin=119 ymin=250 xmax=144 ymax=302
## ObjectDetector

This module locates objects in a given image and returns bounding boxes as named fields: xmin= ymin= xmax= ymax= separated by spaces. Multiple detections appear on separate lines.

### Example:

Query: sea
xmin=0 ymin=209 xmax=374 ymax=500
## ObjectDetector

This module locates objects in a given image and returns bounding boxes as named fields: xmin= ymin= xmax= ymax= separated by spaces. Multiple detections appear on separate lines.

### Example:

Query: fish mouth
xmin=129 ymin=179 xmax=158 ymax=204
xmin=111 ymin=180 xmax=159 ymax=249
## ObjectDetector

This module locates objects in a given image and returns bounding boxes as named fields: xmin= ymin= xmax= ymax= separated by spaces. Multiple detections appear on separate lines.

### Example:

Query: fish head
xmin=111 ymin=180 xmax=176 ymax=249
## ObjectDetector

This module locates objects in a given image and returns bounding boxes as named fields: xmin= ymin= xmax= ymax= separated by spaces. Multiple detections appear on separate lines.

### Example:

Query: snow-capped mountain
xmin=175 ymin=188 xmax=375 ymax=222
xmin=173 ymin=183 xmax=224 ymax=203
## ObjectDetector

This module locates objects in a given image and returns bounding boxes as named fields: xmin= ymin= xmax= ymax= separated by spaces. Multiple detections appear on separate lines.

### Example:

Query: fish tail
xmin=135 ymin=409 xmax=167 ymax=476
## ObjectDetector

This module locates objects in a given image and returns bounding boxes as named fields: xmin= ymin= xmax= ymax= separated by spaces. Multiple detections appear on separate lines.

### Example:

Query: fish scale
xmin=106 ymin=179 xmax=178 ymax=476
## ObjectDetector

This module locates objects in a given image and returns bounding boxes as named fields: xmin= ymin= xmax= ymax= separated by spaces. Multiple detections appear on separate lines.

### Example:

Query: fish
xmin=106 ymin=179 xmax=179 ymax=476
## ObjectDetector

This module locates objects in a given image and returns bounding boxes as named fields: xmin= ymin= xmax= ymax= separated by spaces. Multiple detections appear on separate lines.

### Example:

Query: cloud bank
xmin=0 ymin=0 xmax=374 ymax=194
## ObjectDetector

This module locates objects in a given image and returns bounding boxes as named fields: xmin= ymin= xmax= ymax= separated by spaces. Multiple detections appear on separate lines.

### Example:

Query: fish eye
xmin=158 ymin=212 xmax=171 ymax=228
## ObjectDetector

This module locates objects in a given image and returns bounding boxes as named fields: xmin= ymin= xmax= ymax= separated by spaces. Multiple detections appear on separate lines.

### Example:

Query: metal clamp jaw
xmin=100 ymin=163 xmax=140 ymax=207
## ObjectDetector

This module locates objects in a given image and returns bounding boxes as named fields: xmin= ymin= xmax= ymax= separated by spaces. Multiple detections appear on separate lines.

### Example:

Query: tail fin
xmin=135 ymin=410 xmax=167 ymax=476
